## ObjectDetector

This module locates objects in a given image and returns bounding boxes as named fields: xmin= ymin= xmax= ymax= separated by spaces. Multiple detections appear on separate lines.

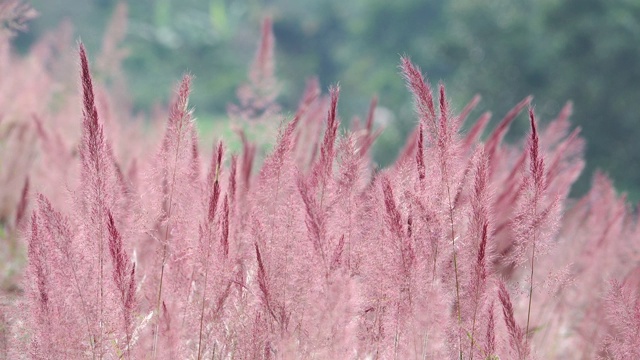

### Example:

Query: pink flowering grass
xmin=1 ymin=10 xmax=640 ymax=360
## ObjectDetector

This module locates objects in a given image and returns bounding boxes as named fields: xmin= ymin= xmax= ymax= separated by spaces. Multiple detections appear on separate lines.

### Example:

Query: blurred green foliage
xmin=22 ymin=0 xmax=640 ymax=201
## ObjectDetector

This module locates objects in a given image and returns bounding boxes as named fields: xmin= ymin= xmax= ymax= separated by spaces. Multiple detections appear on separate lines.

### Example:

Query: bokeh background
xmin=16 ymin=0 xmax=640 ymax=201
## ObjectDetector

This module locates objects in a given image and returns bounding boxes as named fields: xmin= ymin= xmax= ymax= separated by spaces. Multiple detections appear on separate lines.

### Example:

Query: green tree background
xmin=21 ymin=0 xmax=640 ymax=201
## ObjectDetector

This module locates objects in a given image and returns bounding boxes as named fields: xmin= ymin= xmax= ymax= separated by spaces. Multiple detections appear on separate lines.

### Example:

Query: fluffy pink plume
xmin=3 ymin=14 xmax=640 ymax=360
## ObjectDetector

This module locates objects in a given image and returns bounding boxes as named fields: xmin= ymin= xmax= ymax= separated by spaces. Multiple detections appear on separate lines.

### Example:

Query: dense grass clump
xmin=1 ymin=8 xmax=639 ymax=360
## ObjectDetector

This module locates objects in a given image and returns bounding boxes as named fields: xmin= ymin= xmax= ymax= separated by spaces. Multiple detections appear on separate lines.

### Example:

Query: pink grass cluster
xmin=0 ymin=0 xmax=36 ymax=38
xmin=1 ymin=13 xmax=640 ymax=360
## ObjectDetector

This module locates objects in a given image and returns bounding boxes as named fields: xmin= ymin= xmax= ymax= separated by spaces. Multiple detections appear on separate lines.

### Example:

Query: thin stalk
xmin=445 ymin=179 xmax=462 ymax=360
xmin=318 ymin=182 xmax=328 ymax=268
xmin=96 ymin=174 xmax=105 ymax=360
xmin=181 ymin=267 xmax=196 ymax=327
xmin=469 ymin=226 xmax=487 ymax=360
xmin=525 ymin=196 xmax=538 ymax=341
xmin=152 ymin=122 xmax=184 ymax=359
xmin=422 ymin=332 xmax=428 ymax=360
xmin=268 ymin=165 xmax=284 ymax=320
xmin=526 ymin=108 xmax=542 ymax=347
xmin=432 ymin=243 xmax=439 ymax=282
xmin=196 ymin=253 xmax=211 ymax=360
xmin=66 ymin=239 xmax=97 ymax=357
xmin=197 ymin=170 xmax=221 ymax=359
xmin=282 ymin=200 xmax=297 ymax=320
xmin=394 ymin=310 xmax=400 ymax=360
xmin=152 ymin=244 xmax=167 ymax=357
xmin=468 ymin=281 xmax=482 ymax=360
xmin=526 ymin=242 xmax=536 ymax=341
xmin=347 ymin=190 xmax=352 ymax=271
xmin=123 ymin=275 xmax=134 ymax=360
xmin=464 ymin=330 xmax=488 ymax=359
xmin=469 ymin=300 xmax=478 ymax=359
xmin=432 ymin=92 xmax=461 ymax=357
